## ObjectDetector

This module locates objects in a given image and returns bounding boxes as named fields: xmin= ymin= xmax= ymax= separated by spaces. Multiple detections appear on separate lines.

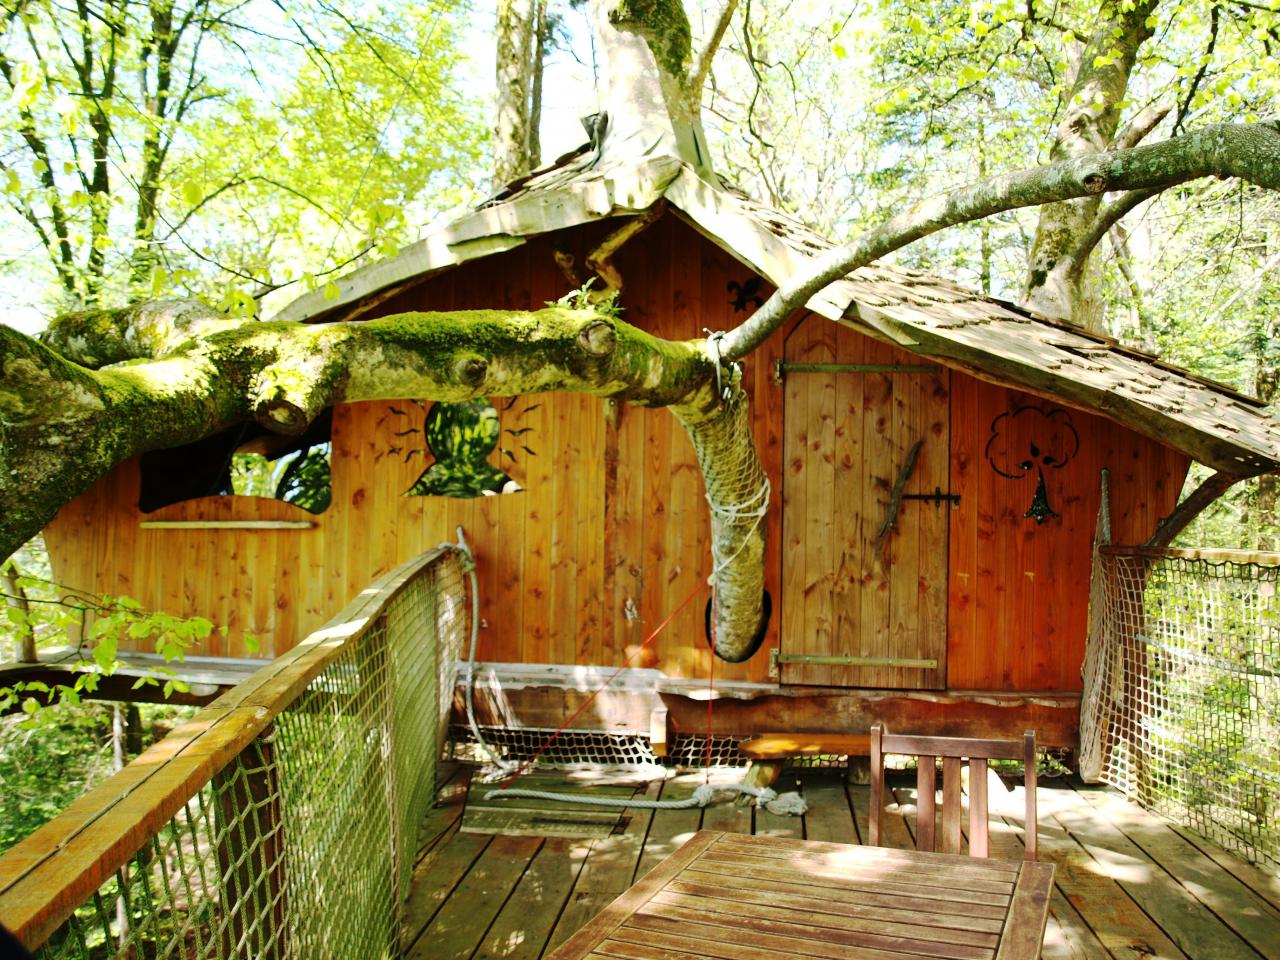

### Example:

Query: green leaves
xmin=91 ymin=632 xmax=117 ymax=673
xmin=1 ymin=541 xmax=245 ymax=727
xmin=0 ymin=1 xmax=483 ymax=315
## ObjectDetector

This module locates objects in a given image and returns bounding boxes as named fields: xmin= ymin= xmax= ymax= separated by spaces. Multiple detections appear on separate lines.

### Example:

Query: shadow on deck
xmin=403 ymin=765 xmax=1280 ymax=960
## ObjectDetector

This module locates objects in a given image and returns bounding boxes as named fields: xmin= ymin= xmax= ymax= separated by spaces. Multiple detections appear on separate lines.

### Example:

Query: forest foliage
xmin=0 ymin=0 xmax=484 ymax=318
xmin=1 ymin=0 xmax=1279 ymax=849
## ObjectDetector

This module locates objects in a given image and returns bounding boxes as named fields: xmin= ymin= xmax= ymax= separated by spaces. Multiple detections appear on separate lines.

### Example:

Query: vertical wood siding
xmin=946 ymin=377 xmax=1188 ymax=691
xmin=43 ymin=217 xmax=1187 ymax=693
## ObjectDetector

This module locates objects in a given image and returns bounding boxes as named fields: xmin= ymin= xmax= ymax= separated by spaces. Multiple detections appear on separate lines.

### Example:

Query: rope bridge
xmin=0 ymin=546 xmax=469 ymax=959
xmin=1080 ymin=545 xmax=1280 ymax=872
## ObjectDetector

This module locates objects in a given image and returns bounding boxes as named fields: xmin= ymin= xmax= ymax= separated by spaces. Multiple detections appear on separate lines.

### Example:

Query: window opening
xmin=391 ymin=399 xmax=528 ymax=498
xmin=139 ymin=409 xmax=332 ymax=514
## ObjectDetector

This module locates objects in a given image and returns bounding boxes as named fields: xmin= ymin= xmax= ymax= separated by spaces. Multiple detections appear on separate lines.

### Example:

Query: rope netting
xmin=3 ymin=547 xmax=468 ymax=959
xmin=449 ymin=724 xmax=748 ymax=769
xmin=673 ymin=375 xmax=771 ymax=662
xmin=1080 ymin=546 xmax=1280 ymax=871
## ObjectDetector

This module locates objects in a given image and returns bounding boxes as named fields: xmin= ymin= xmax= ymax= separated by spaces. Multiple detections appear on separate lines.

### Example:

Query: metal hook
xmin=703 ymin=329 xmax=734 ymax=403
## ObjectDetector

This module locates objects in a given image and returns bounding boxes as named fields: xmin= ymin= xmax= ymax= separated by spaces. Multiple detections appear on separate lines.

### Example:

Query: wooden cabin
xmin=40 ymin=141 xmax=1280 ymax=753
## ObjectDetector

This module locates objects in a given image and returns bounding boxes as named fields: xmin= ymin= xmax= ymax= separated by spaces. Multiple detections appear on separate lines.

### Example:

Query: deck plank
xmin=407 ymin=834 xmax=544 ymax=960
xmin=1070 ymin=782 xmax=1280 ymax=958
xmin=634 ymin=777 xmax=704 ymax=881
xmin=545 ymin=781 xmax=660 ymax=954
xmin=998 ymin=783 xmax=1191 ymax=960
xmin=402 ymin=830 xmax=493 ymax=953
xmin=986 ymin=775 xmax=1190 ymax=960
xmin=1045 ymin=784 xmax=1260 ymax=960
xmin=699 ymin=772 xmax=755 ymax=836
xmin=801 ymin=772 xmax=860 ymax=844
xmin=474 ymin=836 xmax=594 ymax=960
xmin=414 ymin=764 xmax=471 ymax=864
xmin=850 ymin=777 xmax=917 ymax=850
xmin=1170 ymin=825 xmax=1280 ymax=914
xmin=981 ymin=774 xmax=1109 ymax=960
xmin=402 ymin=767 xmax=1277 ymax=960
xmin=753 ymin=768 xmax=806 ymax=839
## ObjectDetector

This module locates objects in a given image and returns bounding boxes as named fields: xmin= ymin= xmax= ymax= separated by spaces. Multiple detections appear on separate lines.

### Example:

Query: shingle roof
xmin=272 ymin=146 xmax=1280 ymax=475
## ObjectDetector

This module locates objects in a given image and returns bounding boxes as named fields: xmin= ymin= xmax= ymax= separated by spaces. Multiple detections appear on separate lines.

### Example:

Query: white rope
xmin=483 ymin=782 xmax=808 ymax=816
xmin=440 ymin=527 xmax=519 ymax=776
xmin=705 ymin=475 xmax=771 ymax=580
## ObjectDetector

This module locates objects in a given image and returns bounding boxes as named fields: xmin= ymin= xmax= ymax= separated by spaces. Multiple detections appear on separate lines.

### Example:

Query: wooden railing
xmin=0 ymin=546 xmax=470 ymax=958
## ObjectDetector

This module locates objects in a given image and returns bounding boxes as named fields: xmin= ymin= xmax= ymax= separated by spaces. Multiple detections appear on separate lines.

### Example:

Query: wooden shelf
xmin=138 ymin=519 xmax=316 ymax=530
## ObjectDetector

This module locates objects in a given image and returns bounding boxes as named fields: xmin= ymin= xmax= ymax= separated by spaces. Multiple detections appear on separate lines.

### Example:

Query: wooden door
xmin=780 ymin=318 xmax=950 ymax=688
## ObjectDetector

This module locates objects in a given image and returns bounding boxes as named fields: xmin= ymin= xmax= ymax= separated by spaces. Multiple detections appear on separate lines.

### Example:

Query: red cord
xmin=498 ymin=578 xmax=709 ymax=789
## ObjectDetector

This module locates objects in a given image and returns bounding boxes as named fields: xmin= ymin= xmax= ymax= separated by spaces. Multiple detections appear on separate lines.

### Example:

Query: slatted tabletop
xmin=546 ymin=830 xmax=1056 ymax=960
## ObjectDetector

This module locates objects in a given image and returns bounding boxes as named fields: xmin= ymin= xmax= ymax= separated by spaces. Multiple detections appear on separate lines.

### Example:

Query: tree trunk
xmin=494 ymin=0 xmax=536 ymax=187
xmin=1 ymin=560 xmax=35 ymax=663
xmin=1023 ymin=0 xmax=1158 ymax=329
xmin=590 ymin=0 xmax=712 ymax=173
xmin=1249 ymin=347 xmax=1279 ymax=549
xmin=528 ymin=0 xmax=547 ymax=170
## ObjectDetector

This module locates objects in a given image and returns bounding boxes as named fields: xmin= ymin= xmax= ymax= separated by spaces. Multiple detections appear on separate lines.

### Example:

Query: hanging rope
xmin=488 ymin=780 xmax=808 ymax=815
xmin=441 ymin=527 xmax=518 ymax=774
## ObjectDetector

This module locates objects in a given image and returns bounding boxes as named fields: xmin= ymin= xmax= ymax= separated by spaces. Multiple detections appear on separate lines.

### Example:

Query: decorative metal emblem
xmin=985 ymin=405 xmax=1079 ymax=524
xmin=727 ymin=276 xmax=765 ymax=312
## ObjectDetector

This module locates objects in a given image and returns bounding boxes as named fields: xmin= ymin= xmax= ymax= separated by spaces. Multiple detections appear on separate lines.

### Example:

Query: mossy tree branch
xmin=722 ymin=121 xmax=1280 ymax=360
xmin=2 ymin=304 xmax=770 ymax=661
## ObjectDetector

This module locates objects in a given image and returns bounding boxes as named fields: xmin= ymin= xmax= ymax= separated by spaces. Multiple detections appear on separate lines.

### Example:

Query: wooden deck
xmin=403 ymin=765 xmax=1280 ymax=960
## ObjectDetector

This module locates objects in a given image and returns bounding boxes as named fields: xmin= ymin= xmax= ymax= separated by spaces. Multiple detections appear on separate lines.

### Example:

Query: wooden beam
xmin=1099 ymin=544 xmax=1280 ymax=564
xmin=458 ymin=667 xmax=1082 ymax=747
xmin=138 ymin=520 xmax=316 ymax=530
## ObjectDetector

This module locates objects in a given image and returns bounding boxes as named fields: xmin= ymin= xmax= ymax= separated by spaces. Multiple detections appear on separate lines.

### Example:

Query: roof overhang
xmin=271 ymin=150 xmax=1280 ymax=476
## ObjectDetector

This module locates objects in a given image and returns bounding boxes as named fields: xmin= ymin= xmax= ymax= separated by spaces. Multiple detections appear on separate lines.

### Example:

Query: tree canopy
xmin=0 ymin=0 xmax=483 ymax=317
xmin=2 ymin=0 xmax=1280 ymax=659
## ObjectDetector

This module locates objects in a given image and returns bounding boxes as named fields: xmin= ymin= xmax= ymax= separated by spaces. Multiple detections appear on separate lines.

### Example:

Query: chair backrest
xmin=869 ymin=724 xmax=1038 ymax=860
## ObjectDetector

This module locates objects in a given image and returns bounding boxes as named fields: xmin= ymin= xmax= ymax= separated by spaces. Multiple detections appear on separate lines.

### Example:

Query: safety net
xmin=0 ymin=547 xmax=469 ymax=959
xmin=1080 ymin=545 xmax=1279 ymax=871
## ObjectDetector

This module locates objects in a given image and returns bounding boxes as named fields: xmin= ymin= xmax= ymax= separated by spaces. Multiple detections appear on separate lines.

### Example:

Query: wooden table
xmin=547 ymin=830 xmax=1055 ymax=960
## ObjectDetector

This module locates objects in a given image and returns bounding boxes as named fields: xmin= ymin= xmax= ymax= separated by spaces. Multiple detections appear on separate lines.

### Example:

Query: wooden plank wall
xmin=946 ymin=378 xmax=1189 ymax=691
xmin=43 ymin=215 xmax=1188 ymax=694
xmin=779 ymin=315 xmax=950 ymax=689
xmin=43 ymin=218 xmax=786 ymax=683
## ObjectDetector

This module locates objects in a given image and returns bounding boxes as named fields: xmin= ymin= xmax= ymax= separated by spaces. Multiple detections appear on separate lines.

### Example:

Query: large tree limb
xmin=1065 ymin=188 xmax=1157 ymax=281
xmin=3 ymin=304 xmax=772 ymax=662
xmin=688 ymin=0 xmax=739 ymax=105
xmin=1145 ymin=470 xmax=1244 ymax=550
xmin=1022 ymin=0 xmax=1158 ymax=327
xmin=1114 ymin=102 xmax=1173 ymax=152
xmin=722 ymin=121 xmax=1280 ymax=359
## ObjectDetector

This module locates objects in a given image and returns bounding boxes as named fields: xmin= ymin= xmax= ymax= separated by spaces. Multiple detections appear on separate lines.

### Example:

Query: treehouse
xmin=7 ymin=8 xmax=1280 ymax=959
xmin=37 ymin=117 xmax=1280 ymax=758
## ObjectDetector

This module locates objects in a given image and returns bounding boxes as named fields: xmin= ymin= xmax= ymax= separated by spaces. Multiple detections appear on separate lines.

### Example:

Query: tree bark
xmin=2 ymin=303 xmax=770 ymax=662
xmin=494 ymin=0 xmax=536 ymax=186
xmin=1023 ymin=0 xmax=1159 ymax=329
xmin=723 ymin=121 xmax=1280 ymax=359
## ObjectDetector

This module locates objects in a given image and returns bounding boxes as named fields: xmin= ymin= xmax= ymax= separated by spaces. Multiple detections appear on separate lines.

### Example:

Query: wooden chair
xmin=869 ymin=724 xmax=1038 ymax=860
